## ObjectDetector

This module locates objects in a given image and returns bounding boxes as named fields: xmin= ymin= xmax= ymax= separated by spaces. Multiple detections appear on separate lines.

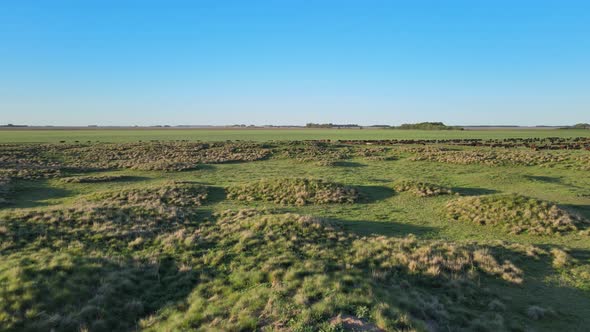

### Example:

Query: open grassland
xmin=1 ymin=136 xmax=590 ymax=331
xmin=1 ymin=128 xmax=590 ymax=143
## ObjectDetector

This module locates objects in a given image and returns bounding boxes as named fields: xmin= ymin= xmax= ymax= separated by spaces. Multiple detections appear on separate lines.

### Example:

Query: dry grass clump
xmin=550 ymin=248 xmax=574 ymax=268
xmin=574 ymin=154 xmax=590 ymax=171
xmin=227 ymin=178 xmax=359 ymax=205
xmin=410 ymin=149 xmax=567 ymax=167
xmin=60 ymin=174 xmax=133 ymax=183
xmin=393 ymin=180 xmax=455 ymax=197
xmin=87 ymin=182 xmax=208 ymax=207
xmin=350 ymin=236 xmax=523 ymax=285
xmin=446 ymin=194 xmax=586 ymax=235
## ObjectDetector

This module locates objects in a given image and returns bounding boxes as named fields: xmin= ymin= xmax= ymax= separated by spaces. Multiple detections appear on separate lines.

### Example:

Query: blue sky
xmin=1 ymin=0 xmax=589 ymax=126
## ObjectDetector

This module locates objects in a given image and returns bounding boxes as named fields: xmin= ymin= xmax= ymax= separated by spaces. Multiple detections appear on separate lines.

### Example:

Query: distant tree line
xmin=305 ymin=123 xmax=361 ymax=128
xmin=571 ymin=123 xmax=590 ymax=129
xmin=394 ymin=122 xmax=464 ymax=130
xmin=0 ymin=124 xmax=28 ymax=128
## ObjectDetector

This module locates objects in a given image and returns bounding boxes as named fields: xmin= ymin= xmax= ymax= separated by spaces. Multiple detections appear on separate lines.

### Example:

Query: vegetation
xmin=396 ymin=122 xmax=463 ymax=130
xmin=1 ymin=205 xmax=525 ymax=331
xmin=563 ymin=123 xmax=590 ymax=129
xmin=306 ymin=123 xmax=361 ymax=128
xmin=2 ymin=127 xmax=590 ymax=143
xmin=61 ymin=175 xmax=135 ymax=183
xmin=85 ymin=181 xmax=208 ymax=207
xmin=410 ymin=148 xmax=568 ymax=167
xmin=393 ymin=180 xmax=455 ymax=197
xmin=1 ymin=133 xmax=589 ymax=331
xmin=446 ymin=194 xmax=587 ymax=235
xmin=227 ymin=178 xmax=359 ymax=205
xmin=0 ymin=176 xmax=10 ymax=204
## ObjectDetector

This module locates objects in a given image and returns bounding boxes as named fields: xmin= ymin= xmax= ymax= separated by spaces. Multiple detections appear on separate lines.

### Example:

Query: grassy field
xmin=1 ymin=128 xmax=590 ymax=143
xmin=1 ymin=137 xmax=590 ymax=331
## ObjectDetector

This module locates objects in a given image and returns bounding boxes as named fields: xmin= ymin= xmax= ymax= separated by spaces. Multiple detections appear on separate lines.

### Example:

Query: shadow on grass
xmin=4 ymin=199 xmax=590 ymax=331
xmin=62 ymin=175 xmax=150 ymax=183
xmin=336 ymin=218 xmax=435 ymax=237
xmin=0 ymin=202 xmax=215 ymax=330
xmin=332 ymin=161 xmax=367 ymax=167
xmin=1 ymin=253 xmax=199 ymax=331
xmin=356 ymin=185 xmax=396 ymax=203
xmin=8 ymin=181 xmax=72 ymax=209
xmin=522 ymin=175 xmax=563 ymax=184
xmin=107 ymin=175 xmax=148 ymax=182
xmin=487 ymin=246 xmax=590 ymax=331
xmin=561 ymin=203 xmax=590 ymax=220
xmin=193 ymin=164 xmax=216 ymax=171
xmin=452 ymin=187 xmax=500 ymax=196
xmin=204 ymin=185 xmax=228 ymax=204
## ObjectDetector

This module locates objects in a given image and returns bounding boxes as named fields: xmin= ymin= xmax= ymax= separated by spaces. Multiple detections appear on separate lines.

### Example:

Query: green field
xmin=2 ymin=128 xmax=590 ymax=143
xmin=1 ymin=137 xmax=590 ymax=331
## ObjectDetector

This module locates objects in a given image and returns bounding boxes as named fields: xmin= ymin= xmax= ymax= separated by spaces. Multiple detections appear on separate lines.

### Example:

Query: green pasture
xmin=1 ymin=128 xmax=590 ymax=143
xmin=2 ymin=139 xmax=590 ymax=331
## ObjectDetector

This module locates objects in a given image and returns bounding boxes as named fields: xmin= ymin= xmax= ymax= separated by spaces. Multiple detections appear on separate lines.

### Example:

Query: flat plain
xmin=2 ymin=127 xmax=590 ymax=143
xmin=1 ymin=129 xmax=589 ymax=331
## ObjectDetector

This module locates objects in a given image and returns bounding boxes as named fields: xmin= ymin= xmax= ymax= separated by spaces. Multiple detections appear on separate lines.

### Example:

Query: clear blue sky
xmin=1 ymin=0 xmax=589 ymax=126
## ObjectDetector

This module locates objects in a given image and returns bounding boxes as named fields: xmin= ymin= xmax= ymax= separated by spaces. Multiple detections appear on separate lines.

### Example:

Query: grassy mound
xmin=0 ymin=207 xmax=526 ymax=331
xmin=227 ymin=178 xmax=359 ymax=205
xmin=145 ymin=210 xmax=524 ymax=331
xmin=61 ymin=174 xmax=134 ymax=183
xmin=393 ymin=180 xmax=455 ymax=197
xmin=446 ymin=194 xmax=586 ymax=235
xmin=87 ymin=181 xmax=208 ymax=207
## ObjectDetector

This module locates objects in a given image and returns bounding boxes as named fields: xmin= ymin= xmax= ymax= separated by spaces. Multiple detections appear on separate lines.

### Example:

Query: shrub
xmin=446 ymin=194 xmax=586 ymax=235
xmin=227 ymin=178 xmax=359 ymax=205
